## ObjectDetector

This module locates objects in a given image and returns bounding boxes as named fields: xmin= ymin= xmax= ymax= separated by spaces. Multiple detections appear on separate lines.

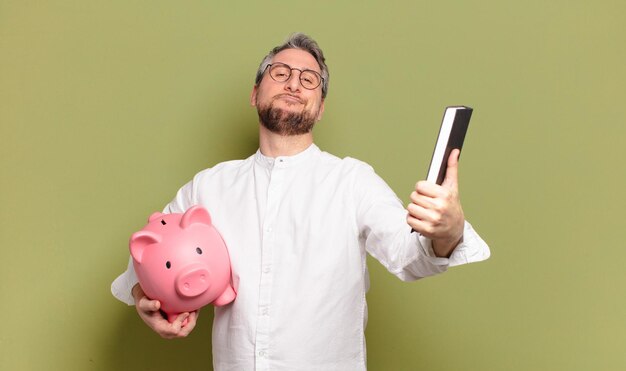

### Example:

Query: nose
xmin=284 ymin=71 xmax=301 ymax=92
xmin=175 ymin=265 xmax=211 ymax=297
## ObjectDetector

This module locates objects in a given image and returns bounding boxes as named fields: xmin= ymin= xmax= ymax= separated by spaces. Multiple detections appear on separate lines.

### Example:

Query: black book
xmin=426 ymin=106 xmax=473 ymax=185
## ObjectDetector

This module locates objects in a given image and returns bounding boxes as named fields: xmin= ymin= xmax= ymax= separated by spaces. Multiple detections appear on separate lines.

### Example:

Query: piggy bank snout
xmin=175 ymin=265 xmax=212 ymax=298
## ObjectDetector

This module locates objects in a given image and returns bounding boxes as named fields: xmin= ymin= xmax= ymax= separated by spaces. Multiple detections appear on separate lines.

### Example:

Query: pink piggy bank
xmin=130 ymin=205 xmax=236 ymax=322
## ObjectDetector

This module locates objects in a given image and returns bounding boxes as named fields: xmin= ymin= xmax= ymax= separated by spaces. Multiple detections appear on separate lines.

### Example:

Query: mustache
xmin=273 ymin=93 xmax=304 ymax=103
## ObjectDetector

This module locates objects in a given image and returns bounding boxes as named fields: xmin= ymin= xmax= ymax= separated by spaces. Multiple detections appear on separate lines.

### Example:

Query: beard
xmin=257 ymin=99 xmax=319 ymax=136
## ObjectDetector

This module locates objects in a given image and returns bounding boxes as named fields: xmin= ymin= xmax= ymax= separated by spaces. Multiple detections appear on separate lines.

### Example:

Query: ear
xmin=148 ymin=212 xmax=164 ymax=222
xmin=129 ymin=231 xmax=161 ymax=263
xmin=250 ymin=85 xmax=258 ymax=106
xmin=316 ymin=99 xmax=325 ymax=121
xmin=180 ymin=205 xmax=212 ymax=229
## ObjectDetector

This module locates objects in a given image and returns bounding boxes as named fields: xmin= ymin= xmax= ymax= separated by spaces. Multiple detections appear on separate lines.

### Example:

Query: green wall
xmin=1 ymin=1 xmax=625 ymax=370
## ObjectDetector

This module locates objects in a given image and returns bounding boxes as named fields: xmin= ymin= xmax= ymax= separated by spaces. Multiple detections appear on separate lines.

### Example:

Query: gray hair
xmin=254 ymin=33 xmax=329 ymax=99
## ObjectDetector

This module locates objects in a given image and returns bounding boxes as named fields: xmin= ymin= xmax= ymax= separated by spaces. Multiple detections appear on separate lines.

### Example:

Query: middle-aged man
xmin=112 ymin=32 xmax=490 ymax=370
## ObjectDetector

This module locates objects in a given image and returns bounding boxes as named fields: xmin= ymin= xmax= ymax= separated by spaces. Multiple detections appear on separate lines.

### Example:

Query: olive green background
xmin=1 ymin=1 xmax=625 ymax=370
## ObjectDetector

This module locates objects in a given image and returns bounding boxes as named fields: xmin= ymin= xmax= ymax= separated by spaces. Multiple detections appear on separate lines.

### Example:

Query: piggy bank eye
xmin=166 ymin=261 xmax=171 ymax=269
xmin=196 ymin=247 xmax=203 ymax=255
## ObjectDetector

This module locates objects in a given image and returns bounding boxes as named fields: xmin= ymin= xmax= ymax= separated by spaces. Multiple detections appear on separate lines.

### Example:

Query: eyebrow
xmin=272 ymin=61 xmax=321 ymax=74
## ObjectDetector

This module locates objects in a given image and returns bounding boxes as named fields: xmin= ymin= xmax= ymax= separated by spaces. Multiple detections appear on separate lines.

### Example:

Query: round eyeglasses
xmin=265 ymin=62 xmax=323 ymax=90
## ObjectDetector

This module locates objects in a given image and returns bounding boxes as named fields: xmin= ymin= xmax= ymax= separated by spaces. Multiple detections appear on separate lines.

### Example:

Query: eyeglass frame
xmin=264 ymin=62 xmax=324 ymax=90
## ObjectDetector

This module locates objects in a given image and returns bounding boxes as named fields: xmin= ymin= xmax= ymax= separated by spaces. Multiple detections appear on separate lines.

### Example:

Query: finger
xmin=442 ymin=149 xmax=460 ymax=191
xmin=186 ymin=310 xmax=199 ymax=324
xmin=409 ymin=191 xmax=437 ymax=209
xmin=187 ymin=309 xmax=200 ymax=323
xmin=138 ymin=297 xmax=161 ymax=313
xmin=172 ymin=312 xmax=190 ymax=333
xmin=179 ymin=312 xmax=199 ymax=337
xmin=415 ymin=180 xmax=447 ymax=198
xmin=406 ymin=216 xmax=435 ymax=237
xmin=407 ymin=203 xmax=438 ymax=223
xmin=414 ymin=183 xmax=453 ymax=211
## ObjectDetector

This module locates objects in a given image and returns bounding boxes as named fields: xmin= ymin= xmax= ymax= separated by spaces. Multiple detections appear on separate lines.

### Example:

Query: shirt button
xmin=266 ymin=226 xmax=272 ymax=233
xmin=258 ymin=350 xmax=266 ymax=357
xmin=262 ymin=307 xmax=269 ymax=315
xmin=263 ymin=266 xmax=271 ymax=274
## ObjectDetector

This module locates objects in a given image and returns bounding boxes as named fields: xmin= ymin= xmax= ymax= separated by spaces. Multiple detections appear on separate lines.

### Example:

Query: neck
xmin=258 ymin=125 xmax=314 ymax=157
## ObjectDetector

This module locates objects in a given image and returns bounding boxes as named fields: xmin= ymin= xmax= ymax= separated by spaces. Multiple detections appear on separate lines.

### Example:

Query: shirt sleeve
xmin=110 ymin=179 xmax=196 ymax=305
xmin=354 ymin=161 xmax=490 ymax=282
xmin=110 ymin=256 xmax=139 ymax=305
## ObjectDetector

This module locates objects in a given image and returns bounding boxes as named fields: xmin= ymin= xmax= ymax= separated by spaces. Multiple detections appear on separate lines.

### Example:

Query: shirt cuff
xmin=417 ymin=233 xmax=451 ymax=266
xmin=418 ymin=221 xmax=490 ymax=268
xmin=110 ymin=256 xmax=139 ymax=306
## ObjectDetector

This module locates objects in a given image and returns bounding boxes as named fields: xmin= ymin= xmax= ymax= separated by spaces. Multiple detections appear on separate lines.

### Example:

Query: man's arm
xmin=111 ymin=254 xmax=199 ymax=338
xmin=407 ymin=149 xmax=465 ymax=257
xmin=112 ymin=178 xmax=200 ymax=338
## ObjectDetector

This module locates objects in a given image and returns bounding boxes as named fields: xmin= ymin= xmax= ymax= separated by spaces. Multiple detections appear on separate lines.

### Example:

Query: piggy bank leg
xmin=212 ymin=285 xmax=236 ymax=306
xmin=167 ymin=312 xmax=189 ymax=327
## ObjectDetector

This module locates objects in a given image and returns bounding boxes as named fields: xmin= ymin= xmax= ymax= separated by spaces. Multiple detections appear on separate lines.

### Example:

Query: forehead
xmin=272 ymin=49 xmax=320 ymax=73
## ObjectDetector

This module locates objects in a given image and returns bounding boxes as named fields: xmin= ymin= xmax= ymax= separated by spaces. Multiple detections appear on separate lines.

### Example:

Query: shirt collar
xmin=254 ymin=143 xmax=320 ymax=169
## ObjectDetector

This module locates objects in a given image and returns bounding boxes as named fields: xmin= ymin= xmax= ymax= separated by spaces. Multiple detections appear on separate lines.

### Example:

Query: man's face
xmin=251 ymin=48 xmax=325 ymax=136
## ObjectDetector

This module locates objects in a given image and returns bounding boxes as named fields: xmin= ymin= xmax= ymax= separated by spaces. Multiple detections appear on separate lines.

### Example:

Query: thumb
xmin=442 ymin=149 xmax=460 ymax=190
xmin=139 ymin=297 xmax=161 ymax=312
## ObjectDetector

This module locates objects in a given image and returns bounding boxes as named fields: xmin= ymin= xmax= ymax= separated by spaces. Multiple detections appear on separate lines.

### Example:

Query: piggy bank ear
xmin=148 ymin=212 xmax=164 ymax=222
xmin=129 ymin=231 xmax=161 ymax=263
xmin=180 ymin=205 xmax=212 ymax=229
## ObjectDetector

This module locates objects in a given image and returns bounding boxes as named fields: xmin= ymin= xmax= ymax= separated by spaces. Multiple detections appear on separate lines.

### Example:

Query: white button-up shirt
xmin=111 ymin=144 xmax=490 ymax=370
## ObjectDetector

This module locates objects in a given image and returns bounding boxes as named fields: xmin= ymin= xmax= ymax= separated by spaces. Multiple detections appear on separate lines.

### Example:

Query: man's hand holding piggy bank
xmin=130 ymin=205 xmax=236 ymax=338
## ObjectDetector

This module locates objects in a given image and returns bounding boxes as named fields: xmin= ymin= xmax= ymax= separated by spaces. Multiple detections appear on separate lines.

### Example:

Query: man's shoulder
xmin=317 ymin=150 xmax=375 ymax=173
xmin=192 ymin=155 xmax=255 ymax=180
